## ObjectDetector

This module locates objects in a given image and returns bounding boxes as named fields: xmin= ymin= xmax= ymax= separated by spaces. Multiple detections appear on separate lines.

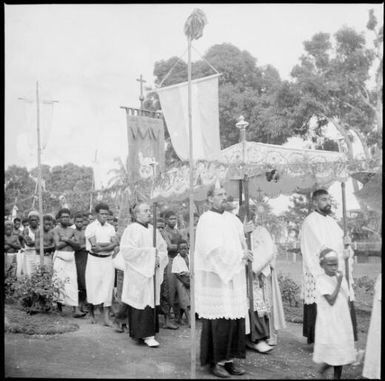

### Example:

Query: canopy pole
xmin=36 ymin=81 xmax=44 ymax=266
xmin=239 ymin=180 xmax=243 ymax=205
xmin=341 ymin=182 xmax=350 ymax=289
xmin=243 ymin=174 xmax=257 ymax=342
xmin=152 ymin=202 xmax=158 ymax=330
xmin=187 ymin=34 xmax=196 ymax=380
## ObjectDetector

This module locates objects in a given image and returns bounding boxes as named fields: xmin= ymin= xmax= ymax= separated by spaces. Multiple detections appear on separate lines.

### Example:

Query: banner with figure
xmin=156 ymin=74 xmax=221 ymax=161
xmin=125 ymin=113 xmax=165 ymax=182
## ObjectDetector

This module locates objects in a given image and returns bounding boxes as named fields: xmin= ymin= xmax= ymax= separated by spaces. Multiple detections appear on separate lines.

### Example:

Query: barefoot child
xmin=313 ymin=248 xmax=355 ymax=379
xmin=171 ymin=240 xmax=191 ymax=327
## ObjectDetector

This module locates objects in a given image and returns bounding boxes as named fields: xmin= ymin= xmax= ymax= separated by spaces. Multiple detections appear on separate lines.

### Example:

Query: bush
xmin=9 ymin=265 xmax=65 ymax=314
xmin=353 ymin=275 xmax=375 ymax=296
xmin=277 ymin=272 xmax=301 ymax=307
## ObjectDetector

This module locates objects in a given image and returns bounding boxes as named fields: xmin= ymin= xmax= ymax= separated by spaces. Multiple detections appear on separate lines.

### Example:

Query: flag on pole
xmin=156 ymin=74 xmax=221 ymax=161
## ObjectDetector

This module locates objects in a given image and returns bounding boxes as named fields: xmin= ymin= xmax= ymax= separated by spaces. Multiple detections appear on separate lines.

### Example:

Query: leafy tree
xmin=145 ymin=43 xmax=293 ymax=165
xmin=5 ymin=163 xmax=94 ymax=217
xmin=283 ymin=193 xmax=312 ymax=232
xmin=289 ymin=11 xmax=383 ymax=212
xmin=290 ymin=10 xmax=382 ymax=161
xmin=5 ymin=165 xmax=36 ymax=215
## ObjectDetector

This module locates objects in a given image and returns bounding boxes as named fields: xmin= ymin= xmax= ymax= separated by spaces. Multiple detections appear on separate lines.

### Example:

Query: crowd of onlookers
xmin=4 ymin=205 xmax=191 ymax=329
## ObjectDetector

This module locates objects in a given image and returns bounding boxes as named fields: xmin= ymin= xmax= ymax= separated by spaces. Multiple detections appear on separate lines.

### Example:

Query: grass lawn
xmin=4 ymin=303 xmax=79 ymax=335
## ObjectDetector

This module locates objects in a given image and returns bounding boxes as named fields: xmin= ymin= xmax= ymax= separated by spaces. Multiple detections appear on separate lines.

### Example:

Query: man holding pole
xmin=119 ymin=201 xmax=168 ymax=348
xmin=300 ymin=189 xmax=356 ymax=345
xmin=195 ymin=183 xmax=253 ymax=378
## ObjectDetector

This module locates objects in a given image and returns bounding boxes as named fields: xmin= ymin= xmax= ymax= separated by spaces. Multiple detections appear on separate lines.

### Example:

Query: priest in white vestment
xmin=243 ymin=205 xmax=286 ymax=353
xmin=195 ymin=184 xmax=253 ymax=378
xmin=119 ymin=202 xmax=168 ymax=348
xmin=300 ymin=189 xmax=356 ymax=345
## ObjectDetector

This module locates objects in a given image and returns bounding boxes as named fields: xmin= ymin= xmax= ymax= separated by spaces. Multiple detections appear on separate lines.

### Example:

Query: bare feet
xmin=164 ymin=322 xmax=179 ymax=330
xmin=113 ymin=320 xmax=124 ymax=333
xmin=104 ymin=319 xmax=114 ymax=327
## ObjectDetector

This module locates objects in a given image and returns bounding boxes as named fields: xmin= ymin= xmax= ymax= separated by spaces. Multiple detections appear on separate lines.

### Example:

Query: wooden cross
xmin=136 ymin=74 xmax=146 ymax=110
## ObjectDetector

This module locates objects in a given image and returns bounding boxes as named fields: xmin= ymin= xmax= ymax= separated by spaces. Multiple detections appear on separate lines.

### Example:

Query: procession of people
xmin=4 ymin=187 xmax=380 ymax=379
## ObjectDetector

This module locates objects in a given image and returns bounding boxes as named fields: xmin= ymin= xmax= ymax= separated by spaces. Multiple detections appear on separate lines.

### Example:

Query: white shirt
xmin=84 ymin=219 xmax=116 ymax=253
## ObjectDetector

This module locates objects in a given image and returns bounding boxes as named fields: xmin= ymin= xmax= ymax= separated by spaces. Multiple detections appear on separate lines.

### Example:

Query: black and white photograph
xmin=4 ymin=3 xmax=382 ymax=379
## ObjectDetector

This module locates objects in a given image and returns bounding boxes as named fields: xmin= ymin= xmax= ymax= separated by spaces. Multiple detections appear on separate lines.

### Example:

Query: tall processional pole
xmin=36 ymin=81 xmax=45 ymax=266
xmin=18 ymin=83 xmax=58 ymax=265
xmin=184 ymin=8 xmax=207 ymax=379
xmin=236 ymin=116 xmax=257 ymax=341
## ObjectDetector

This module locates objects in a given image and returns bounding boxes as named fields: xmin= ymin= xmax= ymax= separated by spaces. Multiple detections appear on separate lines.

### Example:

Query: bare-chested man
xmin=52 ymin=208 xmax=85 ymax=317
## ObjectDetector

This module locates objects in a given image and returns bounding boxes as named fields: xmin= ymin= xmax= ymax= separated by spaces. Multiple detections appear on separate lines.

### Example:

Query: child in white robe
xmin=313 ymin=248 xmax=355 ymax=379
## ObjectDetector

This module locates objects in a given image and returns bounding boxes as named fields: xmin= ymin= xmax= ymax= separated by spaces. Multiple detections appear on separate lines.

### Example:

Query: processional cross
xmin=136 ymin=74 xmax=146 ymax=110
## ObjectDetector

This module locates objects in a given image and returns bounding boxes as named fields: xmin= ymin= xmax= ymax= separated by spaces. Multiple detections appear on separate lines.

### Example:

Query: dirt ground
xmin=5 ymin=258 xmax=373 ymax=379
xmin=4 ymin=307 xmax=367 ymax=379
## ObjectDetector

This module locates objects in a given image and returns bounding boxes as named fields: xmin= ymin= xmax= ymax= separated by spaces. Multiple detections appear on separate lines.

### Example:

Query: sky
xmin=4 ymin=3 xmax=383 ymax=214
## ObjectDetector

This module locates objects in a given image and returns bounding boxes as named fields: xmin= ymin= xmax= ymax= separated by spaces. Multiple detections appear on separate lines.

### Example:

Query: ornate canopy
xmin=151 ymin=141 xmax=351 ymax=202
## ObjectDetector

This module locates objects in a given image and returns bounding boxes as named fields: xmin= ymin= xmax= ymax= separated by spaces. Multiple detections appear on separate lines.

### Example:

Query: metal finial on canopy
xmin=236 ymin=115 xmax=249 ymax=143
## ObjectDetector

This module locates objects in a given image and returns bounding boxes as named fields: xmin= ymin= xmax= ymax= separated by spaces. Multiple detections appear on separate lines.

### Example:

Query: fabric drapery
xmin=156 ymin=74 xmax=221 ymax=161
xmin=125 ymin=114 xmax=165 ymax=181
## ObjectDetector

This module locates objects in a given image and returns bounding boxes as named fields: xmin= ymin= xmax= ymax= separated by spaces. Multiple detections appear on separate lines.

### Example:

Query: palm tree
xmin=107 ymin=156 xmax=130 ymax=190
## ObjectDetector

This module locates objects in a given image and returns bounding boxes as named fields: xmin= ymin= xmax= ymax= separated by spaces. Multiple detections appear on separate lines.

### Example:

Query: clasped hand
xmin=242 ymin=249 xmax=253 ymax=262
xmin=243 ymin=221 xmax=255 ymax=234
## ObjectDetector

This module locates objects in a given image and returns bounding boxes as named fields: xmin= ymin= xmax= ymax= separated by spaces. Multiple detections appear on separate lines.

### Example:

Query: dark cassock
xmin=119 ymin=221 xmax=168 ymax=345
xmin=195 ymin=209 xmax=248 ymax=369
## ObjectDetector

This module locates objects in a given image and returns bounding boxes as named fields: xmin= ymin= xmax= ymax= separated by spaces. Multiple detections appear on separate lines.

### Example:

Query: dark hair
xmin=164 ymin=210 xmax=176 ymax=219
xmin=94 ymin=203 xmax=109 ymax=213
xmin=43 ymin=214 xmax=53 ymax=222
xmin=83 ymin=212 xmax=90 ymax=219
xmin=56 ymin=208 xmax=71 ymax=219
xmin=177 ymin=239 xmax=189 ymax=249
xmin=113 ymin=217 xmax=118 ymax=222
xmin=21 ymin=217 xmax=29 ymax=224
xmin=74 ymin=212 xmax=83 ymax=220
xmin=319 ymin=248 xmax=337 ymax=264
xmin=108 ymin=210 xmax=114 ymax=216
xmin=312 ymin=189 xmax=329 ymax=201
xmin=13 ymin=217 xmax=21 ymax=223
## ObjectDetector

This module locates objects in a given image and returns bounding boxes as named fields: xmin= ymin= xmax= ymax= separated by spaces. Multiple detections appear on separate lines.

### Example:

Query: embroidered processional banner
xmin=125 ymin=113 xmax=165 ymax=182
